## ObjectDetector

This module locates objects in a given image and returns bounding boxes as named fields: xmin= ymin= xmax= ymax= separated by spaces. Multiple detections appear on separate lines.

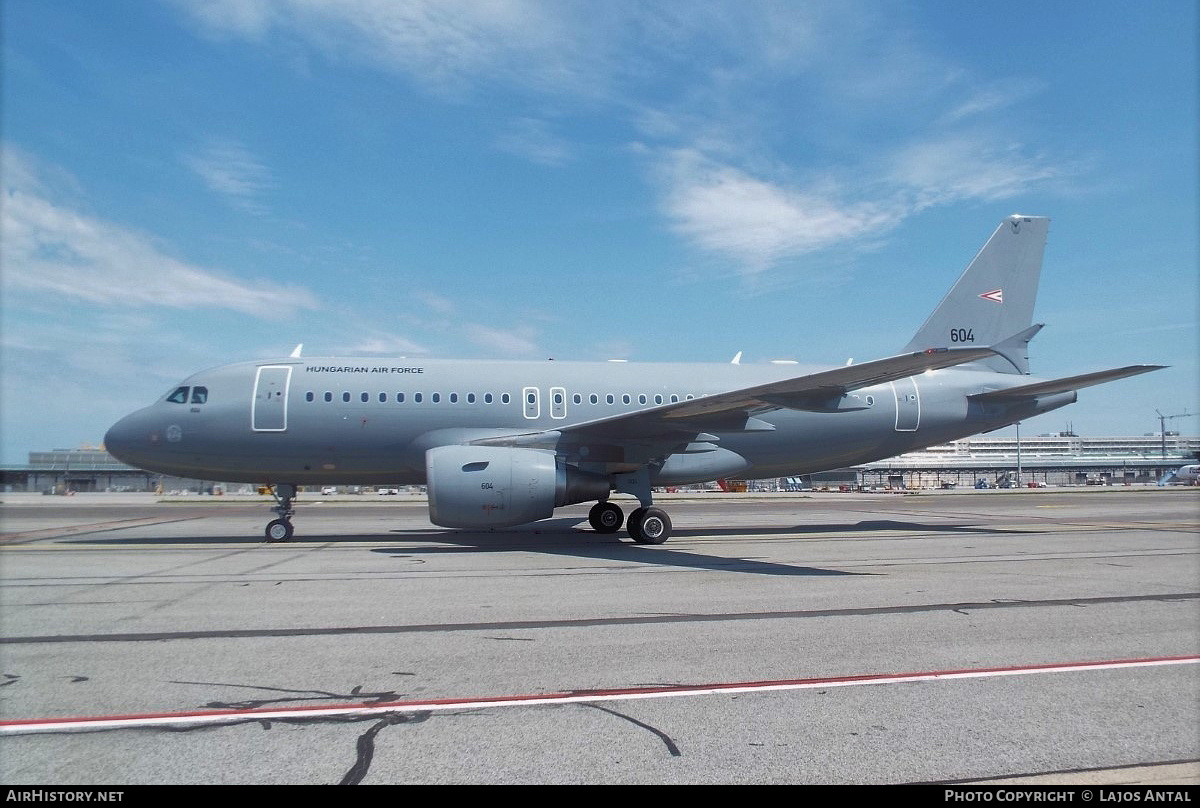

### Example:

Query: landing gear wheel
xmin=588 ymin=501 xmax=624 ymax=533
xmin=626 ymin=506 xmax=647 ymax=543
xmin=265 ymin=518 xmax=293 ymax=542
xmin=264 ymin=483 xmax=297 ymax=542
xmin=632 ymin=507 xmax=671 ymax=544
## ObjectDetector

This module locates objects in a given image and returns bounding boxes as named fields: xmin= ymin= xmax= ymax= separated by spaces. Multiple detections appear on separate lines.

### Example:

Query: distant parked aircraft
xmin=1160 ymin=464 xmax=1200 ymax=485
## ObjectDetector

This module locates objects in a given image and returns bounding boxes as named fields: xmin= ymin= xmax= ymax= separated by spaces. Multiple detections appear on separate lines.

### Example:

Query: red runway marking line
xmin=3 ymin=654 xmax=1196 ymax=735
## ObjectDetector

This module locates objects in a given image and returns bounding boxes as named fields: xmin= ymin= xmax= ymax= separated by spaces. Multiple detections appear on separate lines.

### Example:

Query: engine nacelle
xmin=426 ymin=445 xmax=610 ymax=529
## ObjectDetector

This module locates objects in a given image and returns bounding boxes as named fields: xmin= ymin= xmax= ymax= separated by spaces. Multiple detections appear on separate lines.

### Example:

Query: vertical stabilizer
xmin=904 ymin=215 xmax=1049 ymax=373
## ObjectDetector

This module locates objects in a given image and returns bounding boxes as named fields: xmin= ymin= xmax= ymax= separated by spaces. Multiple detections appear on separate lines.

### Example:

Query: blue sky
xmin=2 ymin=0 xmax=1196 ymax=462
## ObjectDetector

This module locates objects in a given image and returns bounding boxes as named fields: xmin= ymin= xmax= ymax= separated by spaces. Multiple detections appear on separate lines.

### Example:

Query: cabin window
xmin=324 ymin=392 xmax=332 ymax=402
xmin=590 ymin=394 xmax=598 ymax=404
xmin=450 ymin=393 xmax=458 ymax=403
xmin=638 ymin=394 xmax=647 ymax=405
xmin=573 ymin=393 xmax=582 ymax=405
xmin=396 ymin=393 xmax=405 ymax=403
xmin=166 ymin=386 xmax=189 ymax=404
xmin=360 ymin=392 xmax=369 ymax=403
xmin=670 ymin=394 xmax=679 ymax=403
xmin=606 ymin=394 xmax=614 ymax=405
xmin=622 ymin=394 xmax=631 ymax=405
xmin=306 ymin=392 xmax=314 ymax=402
xmin=432 ymin=393 xmax=441 ymax=403
xmin=485 ymin=393 xmax=493 ymax=404
xmin=467 ymin=393 xmax=476 ymax=403
xmin=414 ymin=393 xmax=423 ymax=403
xmin=342 ymin=392 xmax=351 ymax=403
xmin=502 ymin=393 xmax=511 ymax=404
xmin=654 ymin=394 xmax=663 ymax=405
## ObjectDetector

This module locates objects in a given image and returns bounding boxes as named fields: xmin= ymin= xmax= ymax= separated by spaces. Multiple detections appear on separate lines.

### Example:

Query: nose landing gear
xmin=264 ymin=484 xmax=297 ymax=542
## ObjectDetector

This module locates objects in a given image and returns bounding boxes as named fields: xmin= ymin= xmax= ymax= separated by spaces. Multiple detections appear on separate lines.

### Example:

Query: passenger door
xmin=252 ymin=366 xmax=292 ymax=431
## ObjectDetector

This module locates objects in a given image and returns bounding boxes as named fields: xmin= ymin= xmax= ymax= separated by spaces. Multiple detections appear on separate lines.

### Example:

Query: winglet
xmin=290 ymin=344 xmax=303 ymax=359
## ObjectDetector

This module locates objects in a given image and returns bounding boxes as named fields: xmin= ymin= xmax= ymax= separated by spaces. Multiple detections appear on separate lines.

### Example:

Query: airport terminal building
xmin=852 ymin=433 xmax=1199 ymax=489
xmin=3 ymin=434 xmax=1197 ymax=494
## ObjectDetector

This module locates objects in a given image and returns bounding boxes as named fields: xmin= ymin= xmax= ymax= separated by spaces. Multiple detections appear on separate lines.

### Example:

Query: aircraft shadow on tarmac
xmin=57 ymin=517 xmax=1036 ymax=576
xmin=371 ymin=520 xmax=863 ymax=577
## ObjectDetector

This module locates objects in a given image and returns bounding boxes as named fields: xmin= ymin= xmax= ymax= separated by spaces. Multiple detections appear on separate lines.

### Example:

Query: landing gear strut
xmin=610 ymin=467 xmax=674 ymax=545
xmin=264 ymin=484 xmax=296 ymax=542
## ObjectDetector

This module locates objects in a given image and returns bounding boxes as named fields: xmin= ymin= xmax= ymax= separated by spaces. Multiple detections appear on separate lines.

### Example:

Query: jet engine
xmin=425 ymin=445 xmax=611 ymax=528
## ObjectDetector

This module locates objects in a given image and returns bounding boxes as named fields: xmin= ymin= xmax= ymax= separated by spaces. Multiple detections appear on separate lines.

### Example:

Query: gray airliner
xmin=105 ymin=215 xmax=1162 ymax=543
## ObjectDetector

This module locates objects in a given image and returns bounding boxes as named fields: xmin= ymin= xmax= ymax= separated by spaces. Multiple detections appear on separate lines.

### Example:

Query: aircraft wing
xmin=471 ymin=347 xmax=995 ymax=450
xmin=968 ymin=365 xmax=1165 ymax=401
xmin=652 ymin=346 xmax=996 ymax=419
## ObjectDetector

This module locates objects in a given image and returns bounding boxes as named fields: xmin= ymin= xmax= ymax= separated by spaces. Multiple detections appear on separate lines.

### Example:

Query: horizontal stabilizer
xmin=969 ymin=365 xmax=1165 ymax=401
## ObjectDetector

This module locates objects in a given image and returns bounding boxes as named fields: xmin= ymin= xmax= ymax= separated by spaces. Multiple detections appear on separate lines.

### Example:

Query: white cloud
xmin=652 ymin=132 xmax=1065 ymax=274
xmin=183 ymin=139 xmax=274 ymax=213
xmin=1 ymin=146 xmax=317 ymax=317
xmin=173 ymin=0 xmax=276 ymax=38
xmin=939 ymin=81 xmax=1048 ymax=125
xmin=345 ymin=332 xmax=427 ymax=355
xmin=177 ymin=0 xmax=591 ymax=97
xmin=495 ymin=118 xmax=573 ymax=166
xmin=466 ymin=323 xmax=540 ymax=357
xmin=172 ymin=2 xmax=1075 ymax=275
xmin=889 ymin=136 xmax=1063 ymax=209
xmin=415 ymin=290 xmax=457 ymax=315
xmin=658 ymin=149 xmax=899 ymax=272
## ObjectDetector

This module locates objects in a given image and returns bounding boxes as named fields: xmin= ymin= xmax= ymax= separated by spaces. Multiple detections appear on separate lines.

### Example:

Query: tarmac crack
xmin=339 ymin=713 xmax=416 ymax=785
xmin=171 ymin=679 xmax=408 ymax=709
xmin=583 ymin=703 xmax=681 ymax=757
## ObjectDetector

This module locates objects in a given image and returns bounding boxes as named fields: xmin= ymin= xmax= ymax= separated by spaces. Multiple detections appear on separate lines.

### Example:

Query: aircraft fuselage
xmin=105 ymin=357 xmax=1073 ymax=486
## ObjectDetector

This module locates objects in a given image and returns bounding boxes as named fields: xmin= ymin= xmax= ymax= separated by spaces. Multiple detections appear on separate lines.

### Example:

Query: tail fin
xmin=904 ymin=215 xmax=1049 ymax=374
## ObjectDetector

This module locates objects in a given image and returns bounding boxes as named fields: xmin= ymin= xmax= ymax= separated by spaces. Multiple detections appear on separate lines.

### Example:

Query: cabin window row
xmin=301 ymin=391 xmax=698 ymax=405
xmin=305 ymin=391 xmax=512 ymax=404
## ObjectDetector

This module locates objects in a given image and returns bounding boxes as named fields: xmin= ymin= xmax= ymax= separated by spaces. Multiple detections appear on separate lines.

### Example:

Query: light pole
xmin=1015 ymin=421 xmax=1022 ymax=487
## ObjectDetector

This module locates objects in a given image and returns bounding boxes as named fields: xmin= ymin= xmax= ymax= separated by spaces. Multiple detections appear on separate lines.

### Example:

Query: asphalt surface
xmin=1 ymin=488 xmax=1197 ymax=784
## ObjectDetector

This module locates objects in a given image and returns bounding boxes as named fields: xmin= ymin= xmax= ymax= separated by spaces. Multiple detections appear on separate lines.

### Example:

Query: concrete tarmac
xmin=1 ymin=488 xmax=1197 ymax=784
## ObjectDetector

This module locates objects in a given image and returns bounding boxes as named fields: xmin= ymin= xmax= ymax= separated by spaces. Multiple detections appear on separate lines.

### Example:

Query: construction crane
xmin=1155 ymin=409 xmax=1196 ymax=457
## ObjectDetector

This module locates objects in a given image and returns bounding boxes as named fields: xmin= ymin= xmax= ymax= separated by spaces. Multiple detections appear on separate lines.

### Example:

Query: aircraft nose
xmin=104 ymin=410 xmax=153 ymax=467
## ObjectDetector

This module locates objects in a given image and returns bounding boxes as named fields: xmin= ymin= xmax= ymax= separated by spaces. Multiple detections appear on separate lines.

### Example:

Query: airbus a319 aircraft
xmin=105 ymin=216 xmax=1163 ymax=544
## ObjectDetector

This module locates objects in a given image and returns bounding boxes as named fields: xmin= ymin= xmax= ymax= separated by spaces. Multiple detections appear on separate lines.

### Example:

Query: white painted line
xmin=3 ymin=655 xmax=1196 ymax=735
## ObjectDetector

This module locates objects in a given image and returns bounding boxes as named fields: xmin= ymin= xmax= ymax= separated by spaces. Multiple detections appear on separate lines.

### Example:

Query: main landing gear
xmin=587 ymin=500 xmax=673 ymax=545
xmin=264 ymin=483 xmax=296 ymax=542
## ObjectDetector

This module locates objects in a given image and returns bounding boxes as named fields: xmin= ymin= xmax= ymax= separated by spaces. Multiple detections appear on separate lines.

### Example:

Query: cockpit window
xmin=191 ymin=386 xmax=208 ymax=404
xmin=166 ymin=386 xmax=189 ymax=404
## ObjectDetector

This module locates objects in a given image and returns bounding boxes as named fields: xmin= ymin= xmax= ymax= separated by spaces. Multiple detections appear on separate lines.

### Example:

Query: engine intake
xmin=426 ymin=445 xmax=610 ymax=528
